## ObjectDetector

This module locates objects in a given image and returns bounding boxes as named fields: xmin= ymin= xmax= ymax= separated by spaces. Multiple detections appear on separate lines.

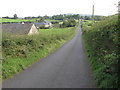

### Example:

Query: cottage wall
xmin=28 ymin=24 xmax=39 ymax=35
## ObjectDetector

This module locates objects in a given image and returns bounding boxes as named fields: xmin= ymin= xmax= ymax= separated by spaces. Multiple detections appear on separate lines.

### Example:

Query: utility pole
xmin=92 ymin=5 xmax=95 ymax=23
xmin=118 ymin=1 xmax=120 ymax=14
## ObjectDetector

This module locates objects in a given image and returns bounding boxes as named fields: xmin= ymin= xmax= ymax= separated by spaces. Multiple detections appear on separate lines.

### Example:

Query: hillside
xmin=82 ymin=15 xmax=118 ymax=88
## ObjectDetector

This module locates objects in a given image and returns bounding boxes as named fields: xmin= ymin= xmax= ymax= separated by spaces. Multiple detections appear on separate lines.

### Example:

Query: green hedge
xmin=82 ymin=15 xmax=118 ymax=88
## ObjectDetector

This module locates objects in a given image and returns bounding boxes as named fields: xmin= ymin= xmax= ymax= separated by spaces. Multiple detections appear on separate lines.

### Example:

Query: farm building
xmin=34 ymin=20 xmax=52 ymax=29
xmin=2 ymin=23 xmax=39 ymax=35
xmin=34 ymin=23 xmax=50 ymax=29
xmin=44 ymin=20 xmax=52 ymax=27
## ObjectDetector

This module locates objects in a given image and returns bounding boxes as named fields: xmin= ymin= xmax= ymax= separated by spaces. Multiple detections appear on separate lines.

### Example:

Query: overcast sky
xmin=0 ymin=0 xmax=119 ymax=17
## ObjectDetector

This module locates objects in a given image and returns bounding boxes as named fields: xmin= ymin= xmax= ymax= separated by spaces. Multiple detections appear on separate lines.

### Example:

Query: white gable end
xmin=28 ymin=24 xmax=39 ymax=35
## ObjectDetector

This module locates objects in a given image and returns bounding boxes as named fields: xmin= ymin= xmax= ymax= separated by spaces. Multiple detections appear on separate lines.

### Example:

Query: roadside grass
xmin=3 ymin=40 xmax=65 ymax=79
xmin=2 ymin=27 xmax=77 ymax=80
xmin=82 ymin=15 xmax=118 ymax=88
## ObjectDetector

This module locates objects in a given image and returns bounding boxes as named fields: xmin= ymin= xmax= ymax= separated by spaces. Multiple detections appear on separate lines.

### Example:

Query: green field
xmin=45 ymin=19 xmax=61 ymax=22
xmin=1 ymin=18 xmax=62 ymax=23
xmin=2 ymin=27 xmax=77 ymax=80
xmin=82 ymin=15 xmax=118 ymax=88
xmin=1 ymin=18 xmax=37 ymax=23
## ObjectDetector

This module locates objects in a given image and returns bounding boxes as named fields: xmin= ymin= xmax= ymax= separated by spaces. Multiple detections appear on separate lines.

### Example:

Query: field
xmin=82 ymin=15 xmax=118 ymax=88
xmin=45 ymin=19 xmax=61 ymax=22
xmin=0 ymin=18 xmax=37 ymax=23
xmin=2 ymin=27 xmax=77 ymax=80
xmin=1 ymin=18 xmax=62 ymax=23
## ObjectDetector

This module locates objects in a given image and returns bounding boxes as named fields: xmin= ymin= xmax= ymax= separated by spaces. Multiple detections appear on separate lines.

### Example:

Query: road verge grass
xmin=2 ymin=27 xmax=77 ymax=80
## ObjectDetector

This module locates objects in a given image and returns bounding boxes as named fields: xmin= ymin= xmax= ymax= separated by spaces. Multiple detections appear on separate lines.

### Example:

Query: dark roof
xmin=34 ymin=23 xmax=48 ymax=25
xmin=2 ymin=23 xmax=33 ymax=35
xmin=34 ymin=23 xmax=49 ymax=27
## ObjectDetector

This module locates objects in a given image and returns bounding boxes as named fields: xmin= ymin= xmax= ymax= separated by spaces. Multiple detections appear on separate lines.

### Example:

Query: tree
xmin=13 ymin=14 xmax=18 ymax=19
xmin=2 ymin=16 xmax=9 ymax=19
xmin=62 ymin=19 xmax=77 ymax=27
xmin=36 ymin=18 xmax=44 ymax=22
xmin=43 ymin=15 xmax=50 ymax=19
xmin=84 ymin=16 xmax=90 ymax=20
xmin=24 ymin=17 xmax=32 ymax=19
xmin=52 ymin=15 xmax=64 ymax=20
xmin=94 ymin=16 xmax=103 ymax=21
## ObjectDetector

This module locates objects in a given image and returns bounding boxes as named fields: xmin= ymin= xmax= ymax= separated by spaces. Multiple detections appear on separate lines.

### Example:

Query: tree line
xmin=2 ymin=14 xmax=104 ymax=21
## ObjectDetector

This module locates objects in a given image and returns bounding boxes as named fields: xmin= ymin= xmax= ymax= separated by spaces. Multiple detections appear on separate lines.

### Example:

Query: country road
xmin=3 ymin=25 xmax=96 ymax=88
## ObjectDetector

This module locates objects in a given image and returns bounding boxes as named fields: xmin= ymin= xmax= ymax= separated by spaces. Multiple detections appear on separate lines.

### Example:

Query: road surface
xmin=3 ymin=25 xmax=96 ymax=88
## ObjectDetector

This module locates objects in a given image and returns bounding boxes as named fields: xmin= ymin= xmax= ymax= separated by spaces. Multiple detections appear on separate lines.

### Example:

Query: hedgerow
xmin=82 ymin=15 xmax=118 ymax=88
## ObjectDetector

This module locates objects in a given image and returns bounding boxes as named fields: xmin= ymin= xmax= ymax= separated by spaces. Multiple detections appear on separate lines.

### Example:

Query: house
xmin=34 ymin=22 xmax=50 ymax=29
xmin=44 ymin=20 xmax=52 ymax=27
xmin=34 ymin=20 xmax=52 ymax=29
xmin=2 ymin=23 xmax=39 ymax=35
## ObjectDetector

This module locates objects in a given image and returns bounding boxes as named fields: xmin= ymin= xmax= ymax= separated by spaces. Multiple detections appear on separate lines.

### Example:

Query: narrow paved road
xmin=3 ymin=25 xmax=96 ymax=88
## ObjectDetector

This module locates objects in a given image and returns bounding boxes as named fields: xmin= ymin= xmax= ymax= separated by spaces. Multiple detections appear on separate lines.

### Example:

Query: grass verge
xmin=2 ymin=27 xmax=77 ymax=80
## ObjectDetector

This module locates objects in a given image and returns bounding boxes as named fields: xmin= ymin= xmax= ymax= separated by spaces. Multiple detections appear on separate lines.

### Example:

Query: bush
xmin=62 ymin=19 xmax=77 ymax=27
xmin=82 ymin=15 xmax=118 ymax=88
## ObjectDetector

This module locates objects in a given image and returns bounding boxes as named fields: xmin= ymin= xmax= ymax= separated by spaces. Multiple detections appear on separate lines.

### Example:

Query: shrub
xmin=82 ymin=15 xmax=118 ymax=88
xmin=62 ymin=19 xmax=77 ymax=27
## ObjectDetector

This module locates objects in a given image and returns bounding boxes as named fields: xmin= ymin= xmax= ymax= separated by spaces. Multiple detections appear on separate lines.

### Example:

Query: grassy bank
xmin=2 ymin=27 xmax=77 ymax=80
xmin=82 ymin=15 xmax=118 ymax=88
